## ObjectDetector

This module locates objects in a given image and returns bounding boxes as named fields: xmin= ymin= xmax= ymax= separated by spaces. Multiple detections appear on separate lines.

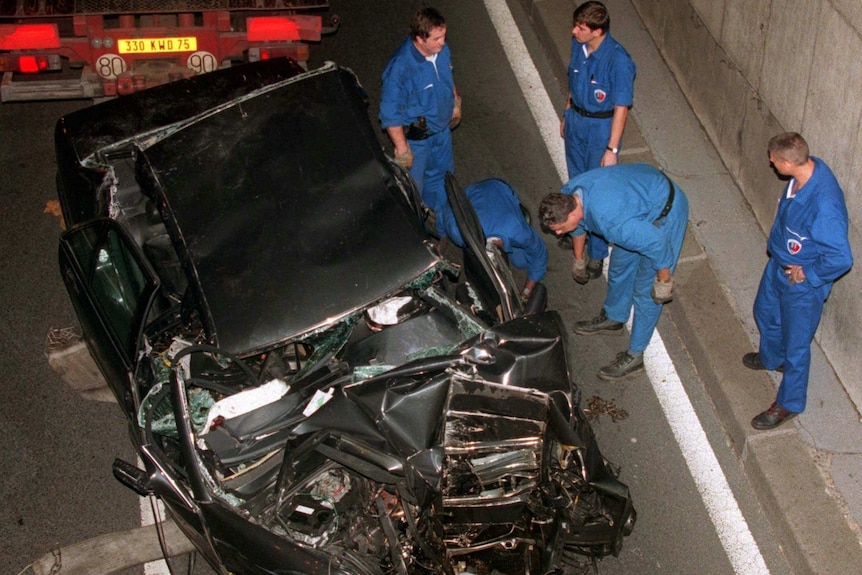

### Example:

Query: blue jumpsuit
xmin=564 ymin=31 xmax=635 ymax=262
xmin=753 ymin=157 xmax=852 ymax=413
xmin=380 ymin=37 xmax=456 ymax=221
xmin=440 ymin=179 xmax=548 ymax=283
xmin=562 ymin=164 xmax=687 ymax=353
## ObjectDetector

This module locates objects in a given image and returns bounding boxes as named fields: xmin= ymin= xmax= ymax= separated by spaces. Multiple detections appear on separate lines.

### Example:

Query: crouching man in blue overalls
xmin=379 ymin=7 xmax=460 ymax=235
xmin=539 ymin=164 xmax=688 ymax=381
xmin=744 ymin=133 xmax=853 ymax=430
xmin=438 ymin=178 xmax=548 ymax=301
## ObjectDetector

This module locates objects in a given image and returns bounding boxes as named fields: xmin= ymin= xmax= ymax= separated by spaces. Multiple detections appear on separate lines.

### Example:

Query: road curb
xmin=744 ymin=433 xmax=862 ymax=574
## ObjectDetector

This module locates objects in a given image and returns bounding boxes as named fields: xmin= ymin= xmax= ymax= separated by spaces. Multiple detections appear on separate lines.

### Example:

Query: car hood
xmin=137 ymin=63 xmax=439 ymax=355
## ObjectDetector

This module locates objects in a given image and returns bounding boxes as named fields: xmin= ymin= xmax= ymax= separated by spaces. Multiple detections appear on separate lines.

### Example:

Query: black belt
xmin=404 ymin=116 xmax=439 ymax=141
xmin=655 ymin=173 xmax=675 ymax=222
xmin=569 ymin=99 xmax=615 ymax=119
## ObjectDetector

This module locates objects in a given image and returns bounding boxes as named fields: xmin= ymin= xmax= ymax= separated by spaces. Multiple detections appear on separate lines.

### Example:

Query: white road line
xmin=643 ymin=335 xmax=770 ymax=574
xmin=139 ymin=460 xmax=171 ymax=575
xmin=482 ymin=2 xmax=770 ymax=574
xmin=481 ymin=1 xmax=568 ymax=184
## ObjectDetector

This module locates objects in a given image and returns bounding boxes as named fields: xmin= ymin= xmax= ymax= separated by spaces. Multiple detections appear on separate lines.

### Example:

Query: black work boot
xmin=751 ymin=402 xmax=797 ymax=430
xmin=597 ymin=351 xmax=645 ymax=381
xmin=573 ymin=309 xmax=624 ymax=336
xmin=742 ymin=352 xmax=784 ymax=373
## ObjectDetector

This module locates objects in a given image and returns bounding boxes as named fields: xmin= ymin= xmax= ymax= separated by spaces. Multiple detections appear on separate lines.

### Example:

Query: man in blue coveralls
xmin=379 ymin=7 xmax=460 ymax=233
xmin=539 ymin=164 xmax=687 ymax=381
xmin=560 ymin=1 xmax=636 ymax=279
xmin=439 ymin=179 xmax=548 ymax=301
xmin=744 ymin=133 xmax=853 ymax=430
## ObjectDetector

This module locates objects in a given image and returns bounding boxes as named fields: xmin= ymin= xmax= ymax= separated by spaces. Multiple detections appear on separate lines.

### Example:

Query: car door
xmin=444 ymin=172 xmax=525 ymax=321
xmin=59 ymin=218 xmax=160 ymax=413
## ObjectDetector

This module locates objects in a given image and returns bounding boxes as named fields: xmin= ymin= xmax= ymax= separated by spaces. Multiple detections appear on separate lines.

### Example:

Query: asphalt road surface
xmin=2 ymin=1 xmax=791 ymax=574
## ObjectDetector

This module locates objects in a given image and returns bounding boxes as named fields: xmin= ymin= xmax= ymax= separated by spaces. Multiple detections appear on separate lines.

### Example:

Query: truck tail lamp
xmin=247 ymin=15 xmax=322 ymax=43
xmin=0 ymin=53 xmax=62 ymax=73
xmin=0 ymin=24 xmax=61 ymax=50
xmin=248 ymin=45 xmax=309 ymax=64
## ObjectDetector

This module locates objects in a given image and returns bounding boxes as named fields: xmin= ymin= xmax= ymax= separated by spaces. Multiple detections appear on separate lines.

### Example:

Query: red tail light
xmin=247 ymin=17 xmax=301 ymax=42
xmin=0 ymin=24 xmax=61 ymax=50
xmin=247 ymin=15 xmax=322 ymax=42
xmin=0 ymin=53 xmax=62 ymax=73
xmin=18 ymin=54 xmax=44 ymax=72
xmin=248 ymin=45 xmax=309 ymax=63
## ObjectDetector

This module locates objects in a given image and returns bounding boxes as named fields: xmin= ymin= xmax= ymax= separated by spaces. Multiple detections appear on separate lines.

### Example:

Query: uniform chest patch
xmin=594 ymin=89 xmax=607 ymax=103
xmin=787 ymin=239 xmax=802 ymax=254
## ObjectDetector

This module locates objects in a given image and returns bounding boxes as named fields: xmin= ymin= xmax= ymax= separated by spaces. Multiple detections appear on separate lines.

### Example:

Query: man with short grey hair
xmin=743 ymin=132 xmax=853 ymax=430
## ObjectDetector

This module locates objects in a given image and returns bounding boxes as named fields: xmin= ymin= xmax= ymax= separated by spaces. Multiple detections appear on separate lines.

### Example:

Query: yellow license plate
xmin=118 ymin=37 xmax=197 ymax=54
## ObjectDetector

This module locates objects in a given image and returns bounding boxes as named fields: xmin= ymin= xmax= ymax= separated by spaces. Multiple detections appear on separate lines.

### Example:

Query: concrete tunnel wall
xmin=628 ymin=0 xmax=862 ymax=411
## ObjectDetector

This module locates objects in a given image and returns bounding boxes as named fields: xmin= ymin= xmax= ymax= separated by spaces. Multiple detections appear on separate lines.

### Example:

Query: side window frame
xmin=61 ymin=218 xmax=161 ymax=366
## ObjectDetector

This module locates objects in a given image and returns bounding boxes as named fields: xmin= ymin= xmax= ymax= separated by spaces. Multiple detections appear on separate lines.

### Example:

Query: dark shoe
xmin=573 ymin=309 xmax=624 ymax=336
xmin=557 ymin=235 xmax=572 ymax=250
xmin=751 ymin=402 xmax=797 ymax=430
xmin=597 ymin=351 xmax=645 ymax=381
xmin=742 ymin=352 xmax=784 ymax=373
xmin=586 ymin=258 xmax=603 ymax=279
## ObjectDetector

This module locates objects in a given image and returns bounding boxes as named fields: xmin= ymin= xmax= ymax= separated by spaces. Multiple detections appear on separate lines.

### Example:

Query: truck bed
xmin=1 ymin=0 xmax=329 ymax=18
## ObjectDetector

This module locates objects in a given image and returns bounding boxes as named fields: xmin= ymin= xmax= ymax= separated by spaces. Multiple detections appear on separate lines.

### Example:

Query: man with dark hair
xmin=438 ymin=178 xmax=548 ymax=301
xmin=539 ymin=164 xmax=687 ymax=381
xmin=744 ymin=132 xmax=853 ymax=430
xmin=561 ymin=1 xmax=636 ymax=279
xmin=379 ymin=7 xmax=461 ymax=233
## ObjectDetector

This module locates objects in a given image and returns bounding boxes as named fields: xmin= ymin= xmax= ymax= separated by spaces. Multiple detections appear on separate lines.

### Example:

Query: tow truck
xmin=0 ymin=0 xmax=338 ymax=102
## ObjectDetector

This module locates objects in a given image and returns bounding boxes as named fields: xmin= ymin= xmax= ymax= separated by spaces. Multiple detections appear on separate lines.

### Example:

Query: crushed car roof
xmin=136 ymin=64 xmax=439 ymax=354
xmin=57 ymin=58 xmax=309 ymax=164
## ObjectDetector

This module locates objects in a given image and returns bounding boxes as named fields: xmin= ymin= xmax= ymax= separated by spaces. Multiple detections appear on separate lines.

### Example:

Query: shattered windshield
xmin=138 ymin=66 xmax=440 ymax=355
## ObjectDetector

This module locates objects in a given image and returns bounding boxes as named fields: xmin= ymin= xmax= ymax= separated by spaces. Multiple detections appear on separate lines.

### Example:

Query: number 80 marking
xmin=96 ymin=54 xmax=127 ymax=79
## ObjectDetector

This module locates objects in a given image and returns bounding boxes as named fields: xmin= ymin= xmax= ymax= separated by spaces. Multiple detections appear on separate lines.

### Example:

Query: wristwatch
xmin=606 ymin=145 xmax=619 ymax=154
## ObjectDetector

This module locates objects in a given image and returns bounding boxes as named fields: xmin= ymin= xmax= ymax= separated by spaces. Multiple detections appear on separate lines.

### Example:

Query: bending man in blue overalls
xmin=439 ymin=179 xmax=548 ymax=301
xmin=539 ymin=164 xmax=688 ymax=381
xmin=744 ymin=133 xmax=853 ymax=430
xmin=560 ymin=1 xmax=635 ymax=279
xmin=379 ymin=7 xmax=460 ymax=234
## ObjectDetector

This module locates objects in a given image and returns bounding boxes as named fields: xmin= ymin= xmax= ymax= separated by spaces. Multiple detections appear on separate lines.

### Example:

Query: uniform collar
xmin=408 ymin=38 xmax=427 ymax=62
xmin=574 ymin=188 xmax=587 ymax=226
xmin=785 ymin=157 xmax=822 ymax=205
xmin=580 ymin=31 xmax=615 ymax=60
xmin=408 ymin=37 xmax=443 ymax=63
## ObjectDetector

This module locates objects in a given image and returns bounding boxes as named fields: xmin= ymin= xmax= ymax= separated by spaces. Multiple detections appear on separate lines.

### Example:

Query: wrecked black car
xmin=55 ymin=58 xmax=635 ymax=575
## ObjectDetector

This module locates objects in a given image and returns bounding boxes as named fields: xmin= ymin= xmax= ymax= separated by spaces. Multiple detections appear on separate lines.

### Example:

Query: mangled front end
xmin=140 ymin=311 xmax=634 ymax=575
